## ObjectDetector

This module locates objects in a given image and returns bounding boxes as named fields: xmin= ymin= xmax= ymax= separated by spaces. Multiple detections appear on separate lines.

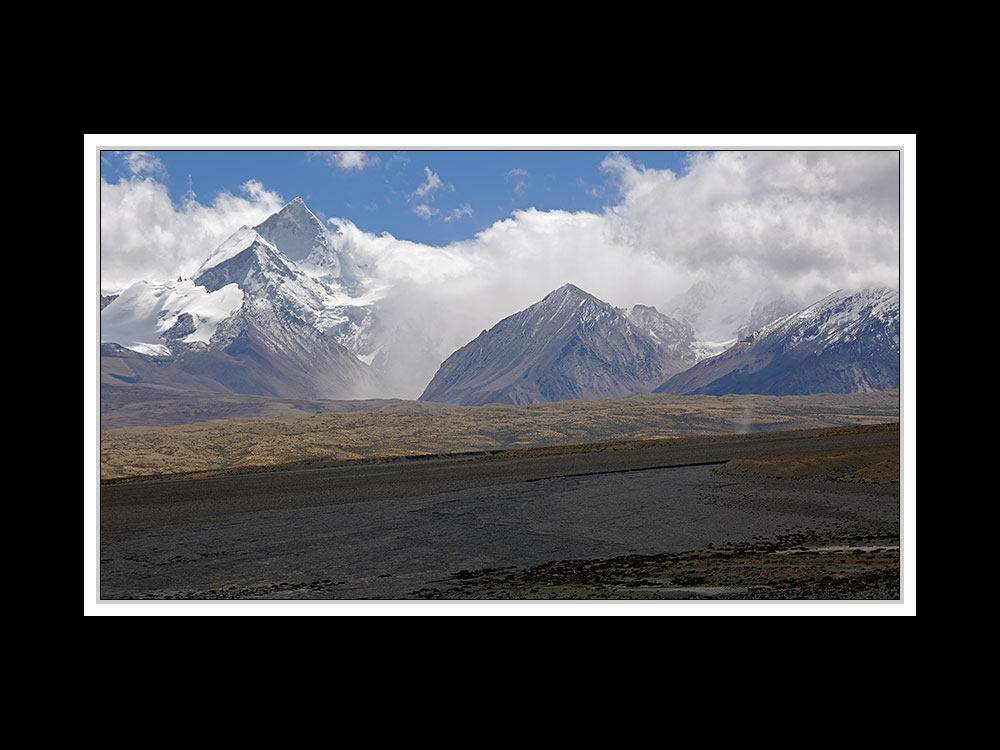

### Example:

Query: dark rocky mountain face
xmin=419 ymin=284 xmax=696 ymax=406
xmin=656 ymin=288 xmax=900 ymax=396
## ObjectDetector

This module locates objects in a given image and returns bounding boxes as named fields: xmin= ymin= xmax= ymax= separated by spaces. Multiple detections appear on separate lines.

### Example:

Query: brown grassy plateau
xmin=100 ymin=390 xmax=899 ymax=481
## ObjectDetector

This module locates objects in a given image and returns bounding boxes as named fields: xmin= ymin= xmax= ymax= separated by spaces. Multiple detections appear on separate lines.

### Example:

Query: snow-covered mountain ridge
xmin=656 ymin=287 xmax=900 ymax=396
xmin=744 ymin=287 xmax=899 ymax=351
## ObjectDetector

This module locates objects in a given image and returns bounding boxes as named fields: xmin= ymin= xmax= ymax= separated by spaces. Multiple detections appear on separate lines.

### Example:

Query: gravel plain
xmin=98 ymin=426 xmax=901 ymax=602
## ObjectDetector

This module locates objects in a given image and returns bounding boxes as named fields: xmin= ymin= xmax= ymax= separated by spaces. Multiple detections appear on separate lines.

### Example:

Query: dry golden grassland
xmin=99 ymin=391 xmax=900 ymax=481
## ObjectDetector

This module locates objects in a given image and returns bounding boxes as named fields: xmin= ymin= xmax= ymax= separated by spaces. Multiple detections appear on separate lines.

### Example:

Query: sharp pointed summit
xmin=254 ymin=197 xmax=331 ymax=264
xmin=251 ymin=197 xmax=367 ymax=292
xmin=547 ymin=282 xmax=587 ymax=297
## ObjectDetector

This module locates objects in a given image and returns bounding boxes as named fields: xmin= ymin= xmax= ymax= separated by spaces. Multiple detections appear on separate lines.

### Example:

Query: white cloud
xmin=414 ymin=200 xmax=472 ymax=225
xmin=324 ymin=151 xmax=375 ymax=170
xmin=444 ymin=203 xmax=473 ymax=223
xmin=119 ymin=151 xmax=166 ymax=177
xmin=413 ymin=164 xmax=466 ymax=222
xmin=413 ymin=204 xmax=438 ymax=220
xmin=505 ymin=167 xmax=527 ymax=194
xmin=414 ymin=166 xmax=452 ymax=198
xmin=100 ymin=176 xmax=285 ymax=292
xmin=334 ymin=151 xmax=378 ymax=171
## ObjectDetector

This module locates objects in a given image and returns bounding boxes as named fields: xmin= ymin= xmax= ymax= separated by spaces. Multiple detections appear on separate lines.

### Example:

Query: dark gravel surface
xmin=97 ymin=428 xmax=900 ymax=601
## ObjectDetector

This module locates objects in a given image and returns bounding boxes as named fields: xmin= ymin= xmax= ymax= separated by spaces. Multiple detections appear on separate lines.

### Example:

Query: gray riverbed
xmin=99 ymin=464 xmax=898 ymax=600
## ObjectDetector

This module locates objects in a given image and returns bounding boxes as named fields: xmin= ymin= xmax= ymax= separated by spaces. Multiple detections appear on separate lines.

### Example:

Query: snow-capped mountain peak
xmin=252 ymin=197 xmax=368 ymax=294
xmin=102 ymin=199 xmax=378 ymax=368
xmin=100 ymin=200 xmax=385 ymax=401
xmin=253 ymin=197 xmax=330 ymax=263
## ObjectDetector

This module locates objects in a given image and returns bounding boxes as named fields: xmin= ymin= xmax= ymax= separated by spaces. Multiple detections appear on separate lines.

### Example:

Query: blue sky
xmin=98 ymin=148 xmax=695 ymax=247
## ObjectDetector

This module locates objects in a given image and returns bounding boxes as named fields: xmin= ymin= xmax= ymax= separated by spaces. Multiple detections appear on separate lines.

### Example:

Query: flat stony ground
xmin=98 ymin=425 xmax=901 ymax=603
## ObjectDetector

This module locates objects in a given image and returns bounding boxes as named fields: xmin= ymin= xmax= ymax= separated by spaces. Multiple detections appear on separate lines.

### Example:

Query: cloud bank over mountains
xmin=100 ymin=150 xmax=900 ymax=349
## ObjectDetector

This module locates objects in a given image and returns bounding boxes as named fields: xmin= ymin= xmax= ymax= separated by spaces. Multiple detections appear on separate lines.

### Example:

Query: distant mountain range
xmin=100 ymin=198 xmax=900 ymax=408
